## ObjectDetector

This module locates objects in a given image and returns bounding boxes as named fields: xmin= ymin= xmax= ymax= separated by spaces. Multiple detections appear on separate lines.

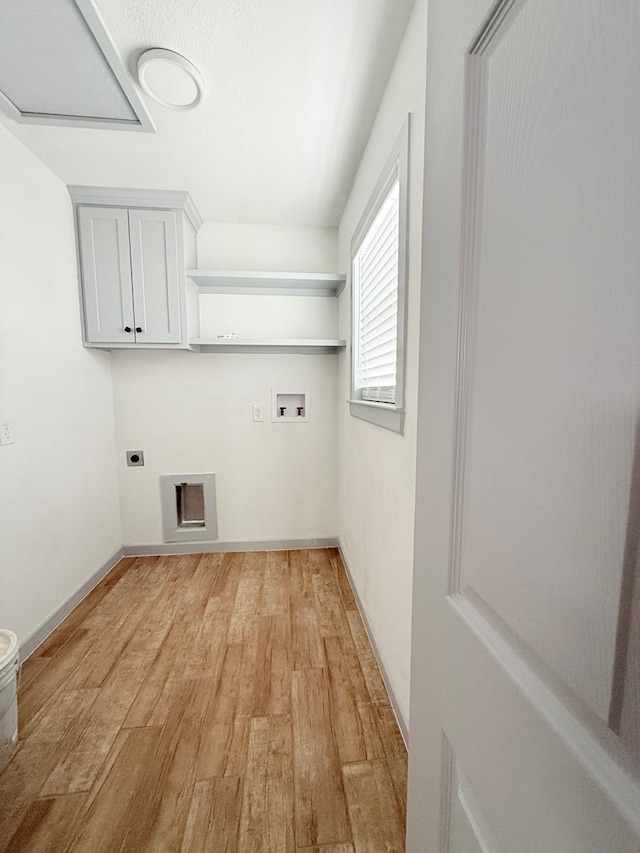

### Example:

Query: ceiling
xmin=0 ymin=0 xmax=416 ymax=227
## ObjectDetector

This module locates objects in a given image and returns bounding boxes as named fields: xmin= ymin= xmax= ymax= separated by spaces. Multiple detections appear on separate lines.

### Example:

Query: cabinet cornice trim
xmin=68 ymin=186 xmax=203 ymax=231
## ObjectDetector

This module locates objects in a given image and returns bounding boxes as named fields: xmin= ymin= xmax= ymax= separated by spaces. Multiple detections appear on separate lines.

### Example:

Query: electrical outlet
xmin=252 ymin=404 xmax=264 ymax=423
xmin=0 ymin=421 xmax=15 ymax=446
xmin=126 ymin=450 xmax=144 ymax=467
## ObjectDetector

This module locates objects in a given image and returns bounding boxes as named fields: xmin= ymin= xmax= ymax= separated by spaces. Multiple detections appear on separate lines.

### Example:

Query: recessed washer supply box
xmin=272 ymin=391 xmax=309 ymax=422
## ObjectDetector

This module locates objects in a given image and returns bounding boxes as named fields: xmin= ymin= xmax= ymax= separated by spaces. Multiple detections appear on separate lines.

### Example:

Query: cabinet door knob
xmin=124 ymin=326 xmax=132 ymax=333
xmin=136 ymin=327 xmax=142 ymax=333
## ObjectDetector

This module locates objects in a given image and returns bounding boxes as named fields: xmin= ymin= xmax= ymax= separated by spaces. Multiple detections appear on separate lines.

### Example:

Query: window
xmin=350 ymin=116 xmax=409 ymax=434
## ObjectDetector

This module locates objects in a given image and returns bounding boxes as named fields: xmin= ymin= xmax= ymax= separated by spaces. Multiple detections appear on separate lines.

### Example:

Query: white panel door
xmin=408 ymin=0 xmax=640 ymax=850
xmin=128 ymin=209 xmax=181 ymax=344
xmin=77 ymin=206 xmax=135 ymax=344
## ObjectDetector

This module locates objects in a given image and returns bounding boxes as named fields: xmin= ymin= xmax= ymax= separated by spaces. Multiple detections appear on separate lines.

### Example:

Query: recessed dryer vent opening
xmin=160 ymin=473 xmax=218 ymax=543
xmin=176 ymin=482 xmax=205 ymax=529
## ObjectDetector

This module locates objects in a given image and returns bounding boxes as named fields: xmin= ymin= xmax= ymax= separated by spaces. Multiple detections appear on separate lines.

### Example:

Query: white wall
xmin=337 ymin=0 xmax=427 ymax=732
xmin=0 ymin=124 xmax=122 ymax=647
xmin=112 ymin=222 xmax=339 ymax=547
xmin=197 ymin=221 xmax=337 ymax=271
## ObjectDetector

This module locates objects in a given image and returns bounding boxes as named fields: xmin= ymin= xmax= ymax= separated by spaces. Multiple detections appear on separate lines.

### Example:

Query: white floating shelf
xmin=190 ymin=338 xmax=346 ymax=354
xmin=187 ymin=270 xmax=346 ymax=297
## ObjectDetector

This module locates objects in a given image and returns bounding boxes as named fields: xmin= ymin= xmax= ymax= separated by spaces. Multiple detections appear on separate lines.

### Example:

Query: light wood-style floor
xmin=0 ymin=549 xmax=407 ymax=852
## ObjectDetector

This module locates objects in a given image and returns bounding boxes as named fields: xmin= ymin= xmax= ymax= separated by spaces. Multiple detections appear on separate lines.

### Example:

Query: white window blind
xmin=349 ymin=115 xmax=409 ymax=434
xmin=354 ymin=177 xmax=400 ymax=403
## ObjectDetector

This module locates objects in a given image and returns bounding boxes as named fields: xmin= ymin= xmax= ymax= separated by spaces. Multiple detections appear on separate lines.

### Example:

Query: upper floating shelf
xmin=187 ymin=270 xmax=346 ymax=297
xmin=190 ymin=338 xmax=346 ymax=354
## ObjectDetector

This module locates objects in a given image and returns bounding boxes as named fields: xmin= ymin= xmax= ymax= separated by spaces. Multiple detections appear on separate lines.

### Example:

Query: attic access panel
xmin=0 ymin=0 xmax=153 ymax=131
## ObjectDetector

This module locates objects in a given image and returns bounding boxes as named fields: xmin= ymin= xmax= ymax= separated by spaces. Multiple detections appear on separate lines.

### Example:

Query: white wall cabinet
xmin=77 ymin=206 xmax=180 ymax=345
xmin=69 ymin=187 xmax=202 ymax=349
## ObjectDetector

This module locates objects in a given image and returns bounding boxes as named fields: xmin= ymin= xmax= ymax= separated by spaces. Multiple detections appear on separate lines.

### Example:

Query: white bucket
xmin=0 ymin=630 xmax=19 ymax=773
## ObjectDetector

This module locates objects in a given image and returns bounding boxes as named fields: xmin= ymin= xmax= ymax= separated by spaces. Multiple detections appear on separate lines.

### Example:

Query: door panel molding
xmin=448 ymin=592 xmax=640 ymax=831
xmin=439 ymin=734 xmax=455 ymax=852
xmin=469 ymin=0 xmax=524 ymax=56
xmin=450 ymin=0 xmax=531 ymax=596
xmin=441 ymin=733 xmax=504 ymax=853
xmin=450 ymin=0 xmax=639 ymax=725
xmin=448 ymin=6 xmax=499 ymax=597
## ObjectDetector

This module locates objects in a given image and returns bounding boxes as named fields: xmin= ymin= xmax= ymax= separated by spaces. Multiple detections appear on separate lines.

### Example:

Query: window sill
xmin=348 ymin=399 xmax=405 ymax=434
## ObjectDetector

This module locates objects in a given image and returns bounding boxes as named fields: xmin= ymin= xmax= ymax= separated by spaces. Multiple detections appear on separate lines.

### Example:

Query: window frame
xmin=349 ymin=115 xmax=411 ymax=435
xmin=349 ymin=115 xmax=410 ymax=435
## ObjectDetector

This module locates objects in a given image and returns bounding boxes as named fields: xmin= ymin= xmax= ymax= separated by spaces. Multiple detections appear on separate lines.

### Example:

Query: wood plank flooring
xmin=0 ymin=549 xmax=407 ymax=852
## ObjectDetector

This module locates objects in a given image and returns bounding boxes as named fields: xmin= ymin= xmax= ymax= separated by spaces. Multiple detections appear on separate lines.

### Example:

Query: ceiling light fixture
xmin=137 ymin=48 xmax=203 ymax=110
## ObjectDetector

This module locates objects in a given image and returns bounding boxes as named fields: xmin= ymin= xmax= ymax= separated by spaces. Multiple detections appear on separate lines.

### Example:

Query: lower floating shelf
xmin=190 ymin=338 xmax=347 ymax=354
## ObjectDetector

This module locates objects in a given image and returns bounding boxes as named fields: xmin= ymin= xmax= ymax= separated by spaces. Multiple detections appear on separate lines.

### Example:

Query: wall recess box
xmin=160 ymin=473 xmax=218 ymax=542
xmin=272 ymin=391 xmax=309 ymax=422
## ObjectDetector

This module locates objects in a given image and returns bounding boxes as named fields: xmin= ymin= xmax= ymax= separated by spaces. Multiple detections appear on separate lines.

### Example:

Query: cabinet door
xmin=128 ymin=209 xmax=181 ymax=344
xmin=77 ymin=206 xmax=135 ymax=344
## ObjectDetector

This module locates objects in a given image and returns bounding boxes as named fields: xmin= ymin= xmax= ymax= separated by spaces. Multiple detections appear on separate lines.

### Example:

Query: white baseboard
xmin=337 ymin=537 xmax=409 ymax=747
xmin=20 ymin=548 xmax=124 ymax=660
xmin=123 ymin=537 xmax=338 ymax=556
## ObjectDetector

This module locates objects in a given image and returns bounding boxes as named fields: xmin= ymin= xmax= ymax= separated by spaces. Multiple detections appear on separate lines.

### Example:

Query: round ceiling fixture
xmin=137 ymin=48 xmax=203 ymax=110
